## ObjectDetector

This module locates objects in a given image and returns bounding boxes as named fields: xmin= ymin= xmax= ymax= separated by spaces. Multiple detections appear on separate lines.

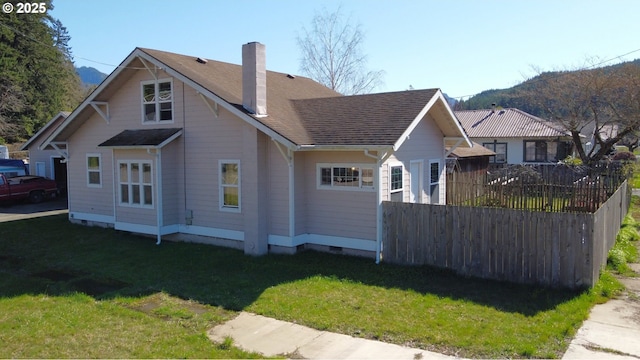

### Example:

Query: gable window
xmin=390 ymin=165 xmax=403 ymax=193
xmin=220 ymin=160 xmax=240 ymax=212
xmin=118 ymin=161 xmax=153 ymax=208
xmin=317 ymin=164 xmax=375 ymax=191
xmin=524 ymin=140 xmax=547 ymax=162
xmin=142 ymin=79 xmax=173 ymax=123
xmin=483 ymin=142 xmax=507 ymax=163
xmin=87 ymin=154 xmax=102 ymax=187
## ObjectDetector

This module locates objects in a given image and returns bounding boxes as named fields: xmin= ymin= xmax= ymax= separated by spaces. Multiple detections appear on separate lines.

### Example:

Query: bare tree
xmin=525 ymin=60 xmax=640 ymax=165
xmin=297 ymin=7 xmax=384 ymax=95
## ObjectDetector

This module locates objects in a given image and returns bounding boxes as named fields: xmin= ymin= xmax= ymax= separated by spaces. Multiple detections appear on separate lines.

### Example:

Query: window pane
xmin=221 ymin=163 xmax=238 ymax=185
xmin=87 ymin=156 xmax=99 ymax=169
xmin=120 ymin=163 xmax=128 ymax=182
xmin=144 ymin=185 xmax=153 ymax=205
xmin=142 ymin=163 xmax=151 ymax=183
xmin=88 ymin=171 xmax=100 ymax=185
xmin=223 ymin=187 xmax=239 ymax=207
xmin=430 ymin=162 xmax=440 ymax=184
xmin=120 ymin=184 xmax=129 ymax=203
xmin=525 ymin=142 xmax=536 ymax=161
xmin=535 ymin=142 xmax=547 ymax=161
xmin=361 ymin=168 xmax=374 ymax=187
xmin=143 ymin=84 xmax=155 ymax=102
xmin=144 ymin=103 xmax=156 ymax=122
xmin=158 ymin=82 xmax=171 ymax=101
xmin=131 ymin=163 xmax=139 ymax=183
xmin=159 ymin=102 xmax=172 ymax=121
xmin=391 ymin=166 xmax=403 ymax=190
xmin=320 ymin=167 xmax=331 ymax=185
xmin=333 ymin=167 xmax=359 ymax=187
xmin=132 ymin=184 xmax=140 ymax=204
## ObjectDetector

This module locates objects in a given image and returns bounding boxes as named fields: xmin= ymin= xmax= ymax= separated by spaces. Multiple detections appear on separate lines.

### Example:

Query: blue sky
xmin=50 ymin=0 xmax=640 ymax=100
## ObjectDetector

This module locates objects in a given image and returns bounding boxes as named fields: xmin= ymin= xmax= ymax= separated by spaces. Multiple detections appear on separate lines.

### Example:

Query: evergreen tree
xmin=0 ymin=0 xmax=82 ymax=143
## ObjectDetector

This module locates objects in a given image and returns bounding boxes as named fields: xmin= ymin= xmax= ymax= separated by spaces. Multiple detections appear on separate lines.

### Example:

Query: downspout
xmin=148 ymin=148 xmax=163 ymax=245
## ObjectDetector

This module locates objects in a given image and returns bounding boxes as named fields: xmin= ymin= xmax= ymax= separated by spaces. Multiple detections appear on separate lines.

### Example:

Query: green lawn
xmin=0 ymin=213 xmax=623 ymax=358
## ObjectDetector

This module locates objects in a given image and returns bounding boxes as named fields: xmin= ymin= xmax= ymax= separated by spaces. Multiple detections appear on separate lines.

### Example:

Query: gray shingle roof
xmin=48 ymin=47 xmax=466 ymax=149
xmin=139 ymin=48 xmax=447 ymax=146
xmin=454 ymin=108 xmax=570 ymax=138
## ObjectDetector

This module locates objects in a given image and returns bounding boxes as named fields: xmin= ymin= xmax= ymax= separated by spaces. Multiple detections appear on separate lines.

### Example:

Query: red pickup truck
xmin=0 ymin=174 xmax=59 ymax=204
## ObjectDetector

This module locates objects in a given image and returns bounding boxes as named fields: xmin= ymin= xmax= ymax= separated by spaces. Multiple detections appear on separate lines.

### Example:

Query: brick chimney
xmin=242 ymin=42 xmax=267 ymax=116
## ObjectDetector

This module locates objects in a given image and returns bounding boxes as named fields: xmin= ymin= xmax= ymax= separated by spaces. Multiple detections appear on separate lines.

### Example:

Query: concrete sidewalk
xmin=208 ymin=312 xmax=459 ymax=359
xmin=563 ymin=263 xmax=640 ymax=360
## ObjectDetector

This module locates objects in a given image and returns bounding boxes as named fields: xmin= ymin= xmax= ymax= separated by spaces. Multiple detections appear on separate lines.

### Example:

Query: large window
xmin=118 ymin=161 xmax=153 ymax=208
xmin=483 ymin=142 xmax=507 ymax=163
xmin=220 ymin=160 xmax=240 ymax=211
xmin=142 ymin=79 xmax=173 ymax=123
xmin=87 ymin=154 xmax=102 ymax=187
xmin=524 ymin=140 xmax=548 ymax=162
xmin=390 ymin=165 xmax=403 ymax=193
xmin=317 ymin=164 xmax=375 ymax=191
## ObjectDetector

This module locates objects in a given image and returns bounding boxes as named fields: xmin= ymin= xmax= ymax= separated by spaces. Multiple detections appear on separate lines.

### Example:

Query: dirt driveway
xmin=0 ymin=196 xmax=68 ymax=222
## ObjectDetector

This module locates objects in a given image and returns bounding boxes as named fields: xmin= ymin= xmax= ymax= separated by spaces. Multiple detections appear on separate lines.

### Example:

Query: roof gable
xmin=455 ymin=108 xmax=570 ymax=138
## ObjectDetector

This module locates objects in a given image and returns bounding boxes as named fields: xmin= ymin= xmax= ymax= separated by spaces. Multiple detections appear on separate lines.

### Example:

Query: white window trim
xmin=316 ymin=163 xmax=376 ymax=192
xmin=86 ymin=153 xmax=102 ymax=188
xmin=219 ymin=160 xmax=241 ymax=213
xmin=389 ymin=163 xmax=404 ymax=194
xmin=141 ymin=78 xmax=174 ymax=124
xmin=117 ymin=160 xmax=154 ymax=209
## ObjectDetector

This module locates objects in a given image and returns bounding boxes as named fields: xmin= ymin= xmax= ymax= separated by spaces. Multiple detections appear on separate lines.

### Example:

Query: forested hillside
xmin=456 ymin=59 xmax=640 ymax=116
xmin=0 ymin=0 xmax=83 ymax=143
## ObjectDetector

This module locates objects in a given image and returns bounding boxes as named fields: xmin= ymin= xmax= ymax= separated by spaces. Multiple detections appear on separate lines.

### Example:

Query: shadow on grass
xmin=0 ymin=214 xmax=582 ymax=317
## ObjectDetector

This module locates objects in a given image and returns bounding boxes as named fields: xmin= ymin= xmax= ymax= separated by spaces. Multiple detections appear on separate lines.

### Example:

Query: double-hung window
xmin=119 ymin=161 xmax=153 ymax=208
xmin=142 ymin=79 xmax=173 ymax=123
xmin=87 ymin=154 xmax=101 ymax=187
xmin=317 ymin=164 xmax=375 ymax=191
xmin=390 ymin=165 xmax=403 ymax=192
xmin=220 ymin=160 xmax=240 ymax=212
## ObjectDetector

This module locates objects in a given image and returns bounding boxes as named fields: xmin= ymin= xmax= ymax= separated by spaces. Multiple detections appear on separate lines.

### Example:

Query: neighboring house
xmin=582 ymin=122 xmax=619 ymax=155
xmin=20 ymin=111 xmax=70 ymax=193
xmin=41 ymin=42 xmax=470 ymax=261
xmin=455 ymin=108 xmax=573 ymax=165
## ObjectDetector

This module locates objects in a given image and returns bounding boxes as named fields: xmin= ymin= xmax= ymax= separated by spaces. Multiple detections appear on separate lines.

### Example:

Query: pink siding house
xmin=42 ymin=42 xmax=470 ymax=261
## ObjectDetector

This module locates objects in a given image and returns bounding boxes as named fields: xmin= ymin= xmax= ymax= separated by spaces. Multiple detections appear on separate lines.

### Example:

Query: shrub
xmin=612 ymin=151 xmax=636 ymax=161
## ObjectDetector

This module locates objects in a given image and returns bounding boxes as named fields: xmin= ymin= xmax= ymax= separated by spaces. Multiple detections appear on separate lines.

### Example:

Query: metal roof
xmin=454 ymin=108 xmax=571 ymax=138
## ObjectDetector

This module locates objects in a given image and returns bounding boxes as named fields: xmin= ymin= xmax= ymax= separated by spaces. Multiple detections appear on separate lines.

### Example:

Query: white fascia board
xmin=393 ymin=90 xmax=472 ymax=151
xmin=41 ymin=49 xmax=144 ymax=150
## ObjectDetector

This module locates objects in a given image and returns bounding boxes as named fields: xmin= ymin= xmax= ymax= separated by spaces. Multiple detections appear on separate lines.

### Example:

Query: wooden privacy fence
xmin=382 ymin=181 xmax=630 ymax=289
